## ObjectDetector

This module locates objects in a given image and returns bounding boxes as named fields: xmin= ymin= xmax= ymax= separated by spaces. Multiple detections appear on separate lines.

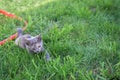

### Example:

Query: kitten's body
xmin=15 ymin=34 xmax=31 ymax=48
xmin=15 ymin=28 xmax=51 ymax=61
xmin=15 ymin=28 xmax=44 ymax=53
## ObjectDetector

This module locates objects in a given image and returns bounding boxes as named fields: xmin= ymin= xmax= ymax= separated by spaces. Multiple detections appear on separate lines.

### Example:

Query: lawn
xmin=0 ymin=0 xmax=120 ymax=79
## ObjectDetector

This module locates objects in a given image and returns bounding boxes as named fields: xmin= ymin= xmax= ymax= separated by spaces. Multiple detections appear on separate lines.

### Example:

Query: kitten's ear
xmin=36 ymin=34 xmax=42 ymax=41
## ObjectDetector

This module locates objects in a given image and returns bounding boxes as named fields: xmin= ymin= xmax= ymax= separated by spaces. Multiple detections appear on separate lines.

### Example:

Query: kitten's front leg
xmin=45 ymin=50 xmax=51 ymax=61
xmin=41 ymin=47 xmax=51 ymax=61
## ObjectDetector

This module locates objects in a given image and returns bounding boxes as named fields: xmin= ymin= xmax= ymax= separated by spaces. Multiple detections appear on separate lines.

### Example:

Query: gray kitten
xmin=15 ymin=28 xmax=51 ymax=61
xmin=15 ymin=28 xmax=44 ymax=53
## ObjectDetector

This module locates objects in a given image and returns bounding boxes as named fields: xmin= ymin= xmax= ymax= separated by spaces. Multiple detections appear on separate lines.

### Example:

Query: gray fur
xmin=45 ymin=50 xmax=51 ymax=61
xmin=15 ymin=28 xmax=44 ymax=53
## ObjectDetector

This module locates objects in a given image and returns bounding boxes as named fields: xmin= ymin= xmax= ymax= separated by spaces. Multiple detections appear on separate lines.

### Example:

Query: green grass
xmin=0 ymin=0 xmax=120 ymax=79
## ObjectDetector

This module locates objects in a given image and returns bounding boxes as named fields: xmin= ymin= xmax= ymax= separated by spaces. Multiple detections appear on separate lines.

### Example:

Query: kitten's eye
xmin=33 ymin=48 xmax=36 ymax=50
xmin=26 ymin=42 xmax=29 ymax=45
xmin=38 ymin=45 xmax=41 ymax=48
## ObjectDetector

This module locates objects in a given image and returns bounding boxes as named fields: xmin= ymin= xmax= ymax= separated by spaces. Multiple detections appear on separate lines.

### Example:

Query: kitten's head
xmin=25 ymin=35 xmax=44 ymax=53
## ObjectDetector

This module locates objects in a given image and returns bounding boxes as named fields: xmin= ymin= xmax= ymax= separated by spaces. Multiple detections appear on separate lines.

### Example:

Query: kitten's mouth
xmin=32 ymin=52 xmax=39 ymax=54
xmin=33 ymin=51 xmax=41 ymax=54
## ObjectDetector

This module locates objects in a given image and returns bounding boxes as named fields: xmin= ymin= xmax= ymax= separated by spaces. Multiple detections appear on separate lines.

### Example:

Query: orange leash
xmin=0 ymin=9 xmax=28 ymax=46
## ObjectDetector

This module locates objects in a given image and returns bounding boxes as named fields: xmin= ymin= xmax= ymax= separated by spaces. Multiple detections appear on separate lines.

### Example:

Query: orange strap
xmin=0 ymin=9 xmax=28 ymax=46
